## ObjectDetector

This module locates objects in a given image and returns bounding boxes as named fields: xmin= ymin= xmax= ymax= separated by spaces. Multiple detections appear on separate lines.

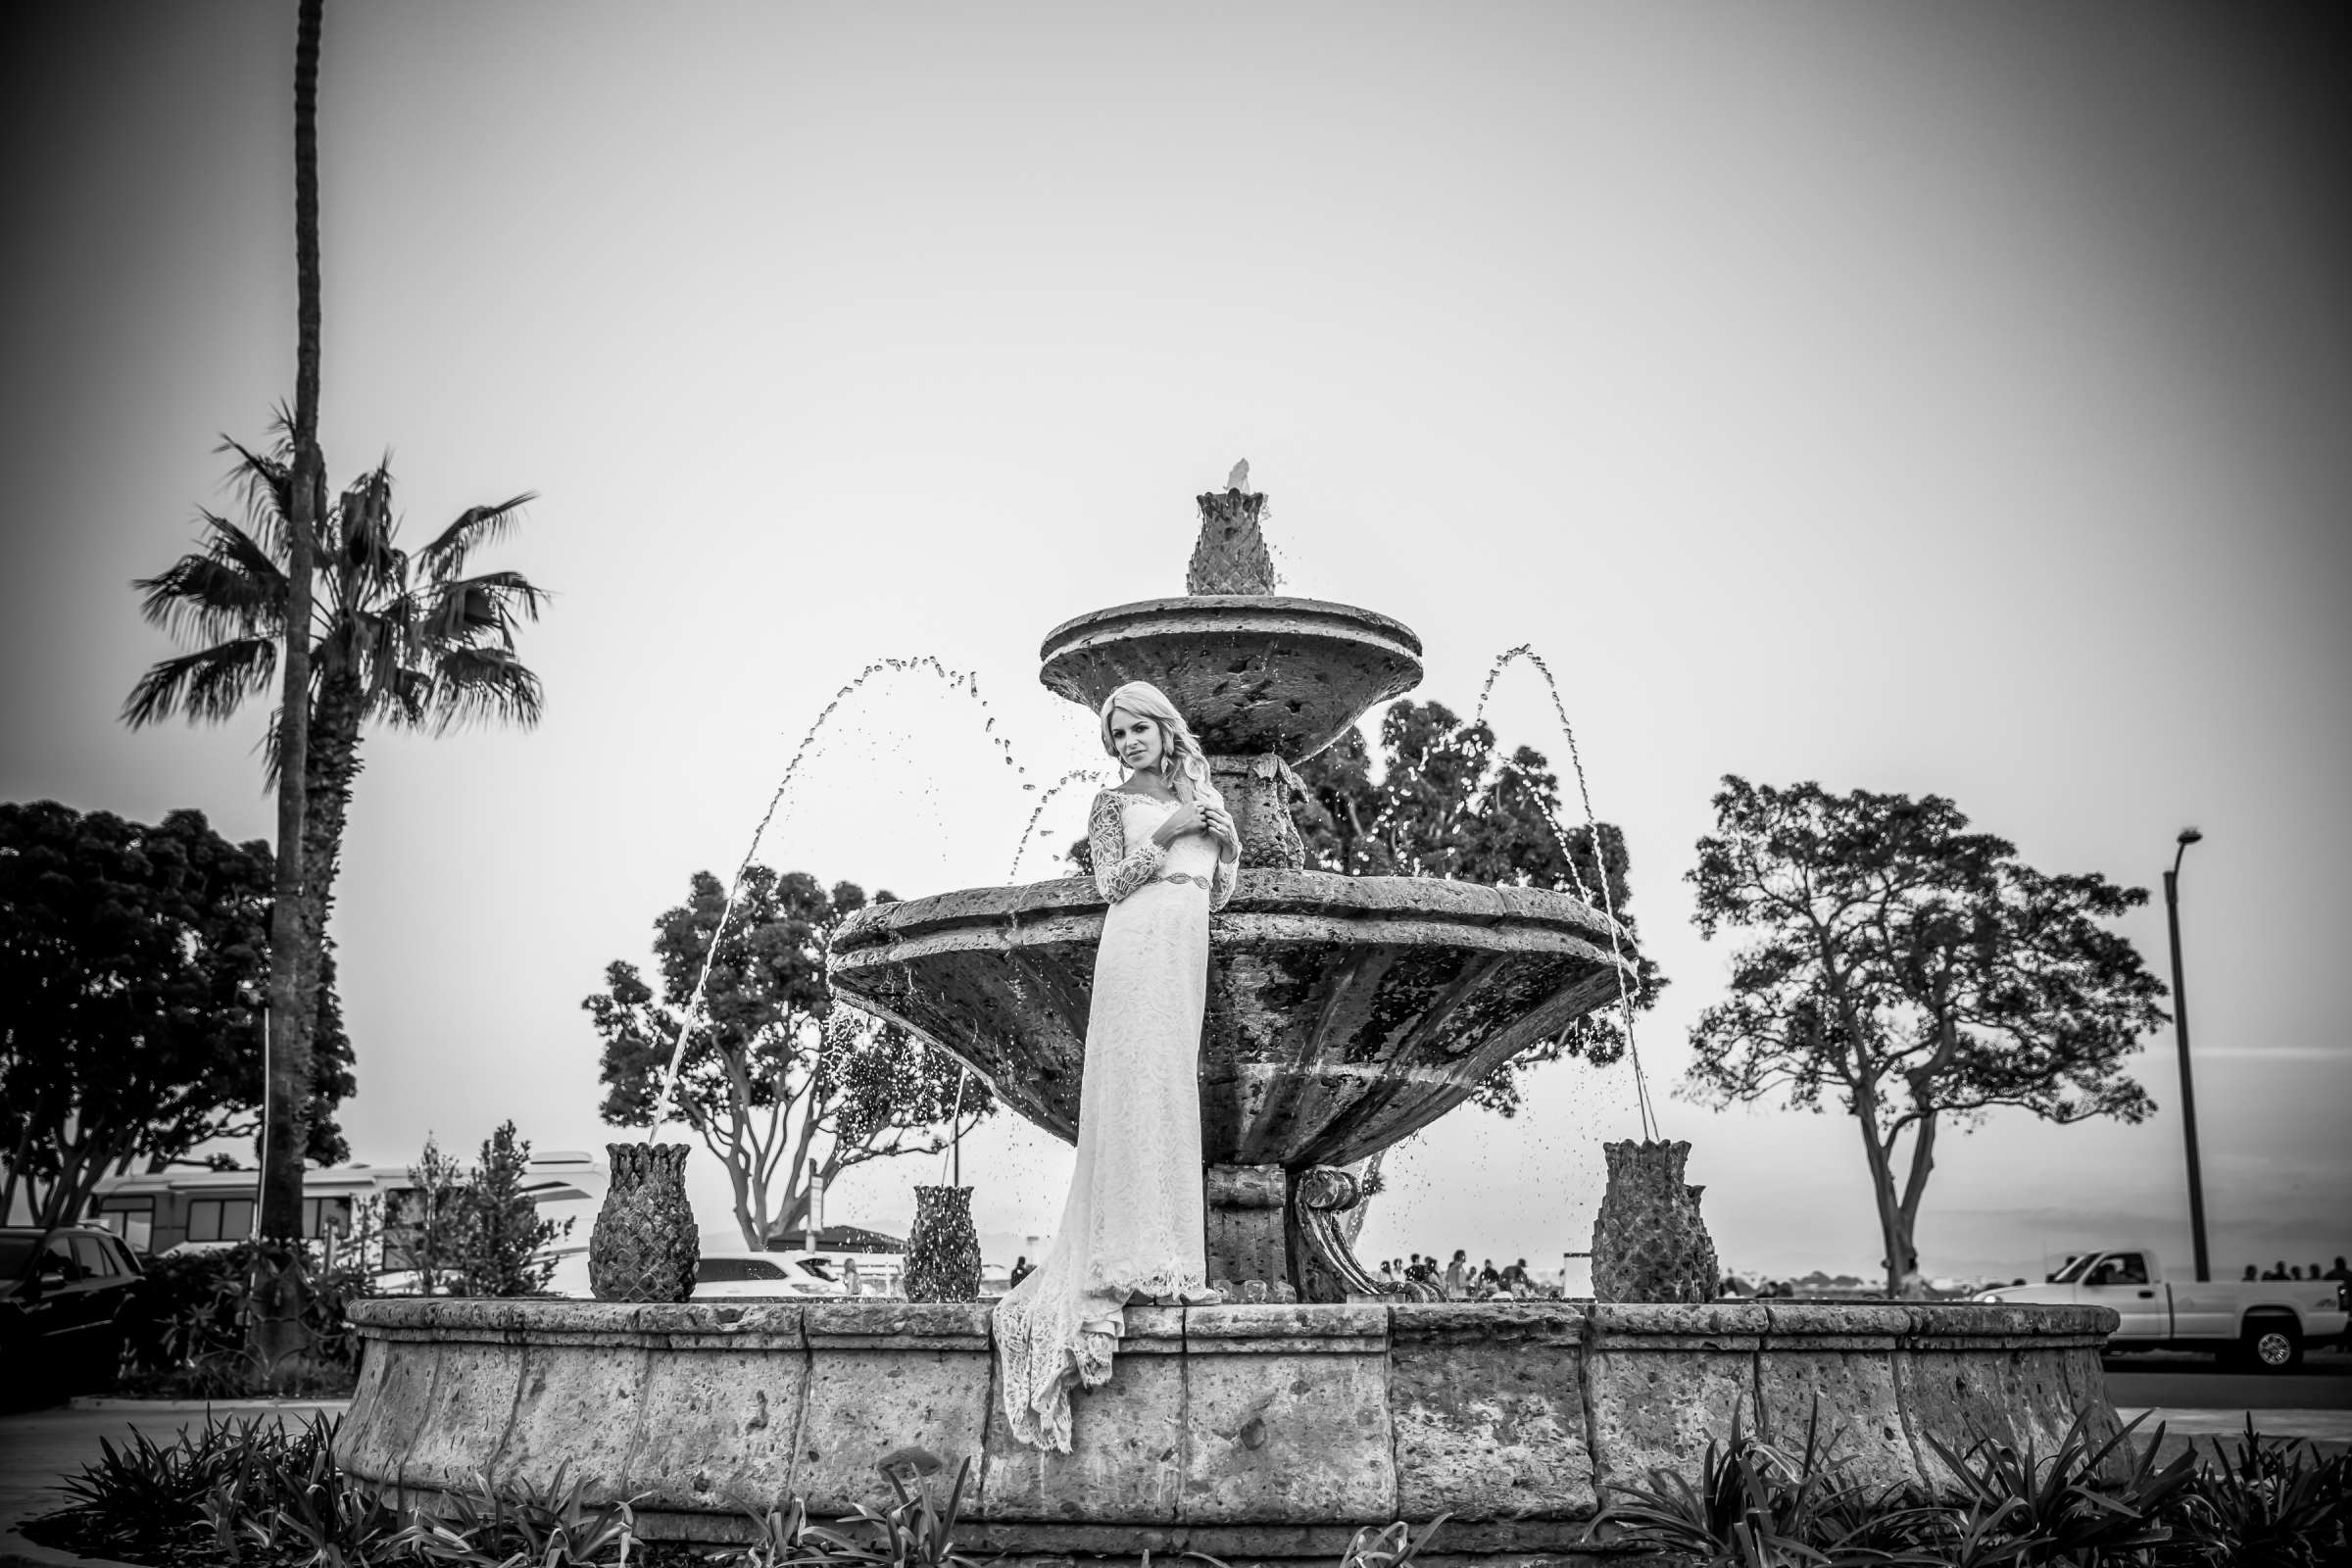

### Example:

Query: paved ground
xmin=2104 ymin=1346 xmax=2352 ymax=1413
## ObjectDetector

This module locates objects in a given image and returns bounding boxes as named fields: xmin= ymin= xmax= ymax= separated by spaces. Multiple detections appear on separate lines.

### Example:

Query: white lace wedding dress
xmin=993 ymin=785 xmax=1237 ymax=1452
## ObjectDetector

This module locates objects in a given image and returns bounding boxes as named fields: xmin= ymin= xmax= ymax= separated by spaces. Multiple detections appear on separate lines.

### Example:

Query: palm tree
xmin=125 ymin=429 xmax=547 ymax=1033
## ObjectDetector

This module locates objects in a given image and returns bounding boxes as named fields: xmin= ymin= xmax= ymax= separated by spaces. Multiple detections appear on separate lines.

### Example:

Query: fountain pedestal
xmin=1208 ymin=754 xmax=1307 ymax=869
xmin=1202 ymin=1162 xmax=1288 ymax=1287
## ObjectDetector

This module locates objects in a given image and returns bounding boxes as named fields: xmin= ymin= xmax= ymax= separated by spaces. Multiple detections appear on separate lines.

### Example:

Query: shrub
xmin=117 ymin=1236 xmax=378 ymax=1398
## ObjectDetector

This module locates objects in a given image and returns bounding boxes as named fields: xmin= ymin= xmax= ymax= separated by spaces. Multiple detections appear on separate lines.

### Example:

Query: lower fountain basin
xmin=342 ymin=1298 xmax=2125 ymax=1558
xmin=828 ymin=870 xmax=1639 ymax=1168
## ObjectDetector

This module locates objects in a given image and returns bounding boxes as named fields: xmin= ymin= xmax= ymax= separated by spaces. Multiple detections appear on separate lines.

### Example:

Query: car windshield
xmin=2050 ymin=1254 xmax=2093 ymax=1284
xmin=797 ymin=1258 xmax=837 ymax=1281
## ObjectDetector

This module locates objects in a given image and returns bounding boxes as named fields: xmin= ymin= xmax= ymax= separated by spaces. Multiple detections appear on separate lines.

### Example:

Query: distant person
xmin=1445 ymin=1250 xmax=1469 ymax=1299
xmin=1008 ymin=1255 xmax=1033 ymax=1288
xmin=2243 ymin=1265 xmax=2260 ymax=1281
xmin=2290 ymin=1266 xmax=2305 ymax=1281
xmin=845 ymin=1257 xmax=863 ymax=1297
xmin=2310 ymin=1262 xmax=2325 ymax=1281
xmin=2326 ymin=1257 xmax=2351 ymax=1282
xmin=1377 ymin=1260 xmax=1395 ymax=1283
xmin=1479 ymin=1258 xmax=1499 ymax=1288
xmin=2264 ymin=1261 xmax=2288 ymax=1280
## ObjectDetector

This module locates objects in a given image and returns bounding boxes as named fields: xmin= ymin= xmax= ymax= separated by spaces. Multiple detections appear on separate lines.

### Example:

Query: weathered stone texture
xmin=498 ymin=1338 xmax=652 ymax=1495
xmin=796 ymin=1303 xmax=994 ymax=1515
xmin=1179 ymin=1306 xmax=1394 ymax=1524
xmin=1753 ymin=1303 xmax=1911 ymax=1491
xmin=1390 ymin=1304 xmax=1595 ymax=1520
xmin=627 ymin=1311 xmax=808 ymax=1513
xmin=399 ymin=1338 xmax=525 ymax=1491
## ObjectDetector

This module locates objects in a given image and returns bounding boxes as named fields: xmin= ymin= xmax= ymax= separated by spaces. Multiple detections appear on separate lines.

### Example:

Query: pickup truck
xmin=1975 ymin=1246 xmax=2350 ymax=1370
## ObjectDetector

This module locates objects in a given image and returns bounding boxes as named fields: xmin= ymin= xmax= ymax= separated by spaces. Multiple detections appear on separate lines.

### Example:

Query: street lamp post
xmin=2162 ymin=826 xmax=2209 ymax=1283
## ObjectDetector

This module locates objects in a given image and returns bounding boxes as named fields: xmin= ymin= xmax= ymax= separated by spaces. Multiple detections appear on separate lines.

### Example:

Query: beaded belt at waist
xmin=1155 ymin=871 xmax=1212 ymax=889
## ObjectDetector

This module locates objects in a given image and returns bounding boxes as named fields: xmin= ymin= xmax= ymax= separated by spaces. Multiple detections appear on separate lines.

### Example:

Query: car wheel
xmin=2242 ymin=1318 xmax=2303 ymax=1372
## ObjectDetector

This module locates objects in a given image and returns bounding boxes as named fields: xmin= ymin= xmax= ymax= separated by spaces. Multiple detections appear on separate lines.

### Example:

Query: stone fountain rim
xmin=1038 ymin=594 xmax=1426 ymax=665
xmin=830 ymin=867 xmax=1635 ymax=960
xmin=346 ymin=1294 xmax=2121 ymax=1348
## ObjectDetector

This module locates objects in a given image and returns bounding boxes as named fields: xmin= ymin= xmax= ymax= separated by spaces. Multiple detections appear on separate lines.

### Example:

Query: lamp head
xmin=2177 ymin=826 xmax=2204 ymax=846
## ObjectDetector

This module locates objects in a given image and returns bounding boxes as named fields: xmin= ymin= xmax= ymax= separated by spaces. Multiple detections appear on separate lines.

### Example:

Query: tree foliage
xmin=454 ymin=1121 xmax=569 ymax=1298
xmin=0 ymin=801 xmax=351 ymax=1232
xmin=389 ymin=1136 xmax=468 ymax=1297
xmin=385 ymin=1123 xmax=569 ymax=1298
xmin=1681 ymin=777 xmax=2168 ymax=1295
xmin=1289 ymin=699 xmax=1666 ymax=1116
xmin=584 ymin=867 xmax=996 ymax=1250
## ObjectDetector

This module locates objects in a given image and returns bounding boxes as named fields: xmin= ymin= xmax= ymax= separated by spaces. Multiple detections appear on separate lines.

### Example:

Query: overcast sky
xmin=4 ymin=3 xmax=2345 ymax=1284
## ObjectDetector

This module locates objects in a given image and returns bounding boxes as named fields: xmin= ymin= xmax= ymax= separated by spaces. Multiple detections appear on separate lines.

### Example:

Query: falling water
xmin=1473 ymin=643 xmax=1658 ymax=1143
xmin=1006 ymin=766 xmax=1115 ymax=881
xmin=644 ymin=656 xmax=1045 ymax=1137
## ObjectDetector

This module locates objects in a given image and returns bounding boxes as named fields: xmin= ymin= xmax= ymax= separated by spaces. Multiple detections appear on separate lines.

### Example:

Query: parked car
xmin=0 ymin=1225 xmax=146 ymax=1399
xmin=691 ymin=1250 xmax=903 ymax=1298
xmin=1975 ymin=1245 xmax=2350 ymax=1370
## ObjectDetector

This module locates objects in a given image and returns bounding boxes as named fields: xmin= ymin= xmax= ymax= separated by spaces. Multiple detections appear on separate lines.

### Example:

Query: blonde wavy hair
xmin=1100 ymin=681 xmax=1216 ymax=805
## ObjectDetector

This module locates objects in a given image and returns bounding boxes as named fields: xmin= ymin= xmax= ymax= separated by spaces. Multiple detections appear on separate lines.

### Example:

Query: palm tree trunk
xmin=255 ymin=0 xmax=324 ymax=1378
xmin=295 ymin=664 xmax=366 ymax=1047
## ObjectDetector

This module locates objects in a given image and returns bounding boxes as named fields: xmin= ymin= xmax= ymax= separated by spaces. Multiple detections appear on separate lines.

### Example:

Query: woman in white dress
xmin=994 ymin=680 xmax=1242 ymax=1452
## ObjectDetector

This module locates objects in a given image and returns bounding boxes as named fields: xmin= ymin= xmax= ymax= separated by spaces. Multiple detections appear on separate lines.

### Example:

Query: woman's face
xmin=1108 ymin=708 xmax=1164 ymax=772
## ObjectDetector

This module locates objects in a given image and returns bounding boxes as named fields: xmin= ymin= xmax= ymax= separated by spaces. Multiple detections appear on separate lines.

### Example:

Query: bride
xmin=993 ymin=680 xmax=1242 ymax=1452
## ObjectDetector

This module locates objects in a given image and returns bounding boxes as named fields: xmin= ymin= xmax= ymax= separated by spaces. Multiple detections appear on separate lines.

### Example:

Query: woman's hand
xmin=1200 ymin=802 xmax=1242 ymax=861
xmin=1150 ymin=803 xmax=1207 ymax=848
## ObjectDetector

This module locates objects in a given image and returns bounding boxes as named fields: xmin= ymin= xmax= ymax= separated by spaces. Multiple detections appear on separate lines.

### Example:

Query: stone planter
xmin=587 ymin=1142 xmax=697 ymax=1303
xmin=903 ymin=1184 xmax=981 ymax=1302
xmin=1592 ymin=1139 xmax=1718 ymax=1304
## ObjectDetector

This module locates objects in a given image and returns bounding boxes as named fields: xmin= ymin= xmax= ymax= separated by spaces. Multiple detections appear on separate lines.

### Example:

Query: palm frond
xmin=420 ymin=647 xmax=546 ymax=733
xmin=121 ymin=636 xmax=278 ymax=729
xmin=131 ymin=529 xmax=285 ymax=644
xmin=204 ymin=512 xmax=290 ymax=584
xmin=214 ymin=433 xmax=293 ymax=558
xmin=417 ymin=493 xmax=536 ymax=580
xmin=429 ymin=569 xmax=551 ymax=638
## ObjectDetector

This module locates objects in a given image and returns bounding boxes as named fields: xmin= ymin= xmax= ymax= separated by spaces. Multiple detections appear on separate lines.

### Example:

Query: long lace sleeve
xmin=1204 ymin=786 xmax=1239 ymax=910
xmin=1090 ymin=791 xmax=1166 ymax=904
xmin=1209 ymin=848 xmax=1238 ymax=909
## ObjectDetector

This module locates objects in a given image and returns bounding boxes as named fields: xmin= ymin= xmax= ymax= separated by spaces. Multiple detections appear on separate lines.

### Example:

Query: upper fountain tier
xmin=1039 ymin=594 xmax=1423 ymax=762
xmin=1039 ymin=484 xmax=1421 ymax=764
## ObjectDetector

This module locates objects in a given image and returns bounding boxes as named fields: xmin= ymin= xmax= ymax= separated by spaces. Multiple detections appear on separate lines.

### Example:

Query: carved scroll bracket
xmin=1287 ymin=1164 xmax=1440 ymax=1303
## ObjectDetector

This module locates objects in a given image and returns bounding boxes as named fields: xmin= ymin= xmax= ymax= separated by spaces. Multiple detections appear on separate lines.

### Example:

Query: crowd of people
xmin=2244 ymin=1256 xmax=2350 ymax=1283
xmin=1376 ymin=1249 xmax=1550 ymax=1299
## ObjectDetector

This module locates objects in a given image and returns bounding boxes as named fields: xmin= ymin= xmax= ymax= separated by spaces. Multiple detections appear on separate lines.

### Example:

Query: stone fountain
xmin=340 ymin=479 xmax=2128 ymax=1558
xmin=827 ymin=483 xmax=1639 ymax=1299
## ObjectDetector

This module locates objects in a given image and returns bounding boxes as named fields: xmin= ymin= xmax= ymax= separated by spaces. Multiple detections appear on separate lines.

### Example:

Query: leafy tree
xmin=453 ymin=1121 xmax=569 ymax=1297
xmin=389 ymin=1135 xmax=467 ymax=1297
xmin=1291 ymin=699 xmax=1666 ymax=1115
xmin=0 ymin=801 xmax=351 ymax=1232
xmin=1681 ymin=777 xmax=2167 ymax=1297
xmin=585 ymin=867 xmax=997 ymax=1250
